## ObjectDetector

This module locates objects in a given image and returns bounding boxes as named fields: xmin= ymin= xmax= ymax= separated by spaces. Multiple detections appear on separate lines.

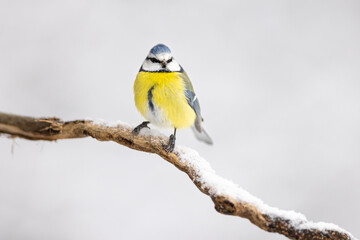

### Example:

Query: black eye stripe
xmin=146 ymin=57 xmax=161 ymax=63
xmin=146 ymin=57 xmax=173 ymax=64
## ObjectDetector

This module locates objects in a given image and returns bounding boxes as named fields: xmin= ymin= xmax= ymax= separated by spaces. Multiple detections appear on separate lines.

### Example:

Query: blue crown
xmin=150 ymin=44 xmax=171 ymax=55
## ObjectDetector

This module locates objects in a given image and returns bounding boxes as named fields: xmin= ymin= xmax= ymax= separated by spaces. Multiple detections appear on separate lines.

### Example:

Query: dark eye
xmin=166 ymin=57 xmax=173 ymax=63
xmin=146 ymin=57 xmax=161 ymax=63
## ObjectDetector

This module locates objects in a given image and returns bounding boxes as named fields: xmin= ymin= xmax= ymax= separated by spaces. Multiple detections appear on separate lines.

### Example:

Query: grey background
xmin=0 ymin=0 xmax=359 ymax=239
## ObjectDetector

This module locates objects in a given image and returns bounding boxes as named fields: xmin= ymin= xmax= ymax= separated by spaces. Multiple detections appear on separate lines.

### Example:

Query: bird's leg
xmin=132 ymin=121 xmax=150 ymax=135
xmin=164 ymin=128 xmax=177 ymax=152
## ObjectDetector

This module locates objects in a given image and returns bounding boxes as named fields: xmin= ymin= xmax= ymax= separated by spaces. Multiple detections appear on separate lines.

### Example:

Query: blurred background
xmin=0 ymin=0 xmax=359 ymax=239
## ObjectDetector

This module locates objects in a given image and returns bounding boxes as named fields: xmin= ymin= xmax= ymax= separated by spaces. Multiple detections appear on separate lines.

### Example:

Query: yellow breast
xmin=134 ymin=71 xmax=196 ymax=129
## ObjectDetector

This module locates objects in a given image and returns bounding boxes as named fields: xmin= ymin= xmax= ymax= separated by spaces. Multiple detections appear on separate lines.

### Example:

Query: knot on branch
xmin=213 ymin=196 xmax=237 ymax=215
xmin=35 ymin=118 xmax=63 ymax=135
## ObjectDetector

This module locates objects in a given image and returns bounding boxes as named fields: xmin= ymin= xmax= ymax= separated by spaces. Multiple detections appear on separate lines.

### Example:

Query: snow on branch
xmin=0 ymin=112 xmax=356 ymax=240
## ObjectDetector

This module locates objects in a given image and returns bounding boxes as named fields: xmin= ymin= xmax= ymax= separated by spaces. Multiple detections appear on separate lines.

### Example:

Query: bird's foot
xmin=163 ymin=134 xmax=176 ymax=152
xmin=132 ymin=121 xmax=150 ymax=135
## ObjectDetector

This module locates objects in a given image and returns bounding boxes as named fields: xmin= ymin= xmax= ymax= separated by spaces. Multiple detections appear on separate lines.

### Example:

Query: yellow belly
xmin=134 ymin=71 xmax=196 ymax=129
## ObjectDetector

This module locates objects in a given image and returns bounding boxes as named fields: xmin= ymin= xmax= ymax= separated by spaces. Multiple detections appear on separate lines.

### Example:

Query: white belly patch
xmin=146 ymin=103 xmax=173 ymax=128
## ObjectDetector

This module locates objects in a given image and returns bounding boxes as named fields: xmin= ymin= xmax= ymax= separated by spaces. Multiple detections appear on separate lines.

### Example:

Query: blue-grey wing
xmin=181 ymin=71 xmax=213 ymax=145
xmin=185 ymin=89 xmax=201 ymax=120
xmin=181 ymin=71 xmax=201 ymax=116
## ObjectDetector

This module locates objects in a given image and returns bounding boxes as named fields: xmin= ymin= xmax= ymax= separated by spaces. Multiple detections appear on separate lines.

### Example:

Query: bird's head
xmin=141 ymin=44 xmax=181 ymax=72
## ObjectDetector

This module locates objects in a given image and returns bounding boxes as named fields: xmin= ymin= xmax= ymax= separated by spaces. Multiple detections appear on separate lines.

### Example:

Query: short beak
xmin=161 ymin=61 xmax=167 ymax=68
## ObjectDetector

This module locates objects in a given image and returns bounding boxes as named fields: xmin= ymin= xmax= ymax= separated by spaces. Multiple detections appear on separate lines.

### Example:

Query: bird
xmin=133 ymin=43 xmax=212 ymax=152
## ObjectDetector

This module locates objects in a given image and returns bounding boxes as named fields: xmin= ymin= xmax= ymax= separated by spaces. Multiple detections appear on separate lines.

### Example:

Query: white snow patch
xmin=299 ymin=221 xmax=353 ymax=234
xmin=176 ymin=146 xmax=264 ymax=205
xmin=136 ymin=127 xmax=166 ymax=138
xmin=111 ymin=120 xmax=133 ymax=129
xmin=86 ymin=118 xmax=133 ymax=129
xmin=175 ymin=145 xmax=354 ymax=238
xmin=87 ymin=119 xmax=167 ymax=139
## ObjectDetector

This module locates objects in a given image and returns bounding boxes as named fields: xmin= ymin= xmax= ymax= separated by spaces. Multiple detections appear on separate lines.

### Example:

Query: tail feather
xmin=191 ymin=125 xmax=213 ymax=145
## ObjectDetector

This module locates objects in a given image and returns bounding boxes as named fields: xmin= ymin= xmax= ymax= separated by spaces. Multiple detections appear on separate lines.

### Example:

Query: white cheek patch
xmin=166 ymin=59 xmax=181 ymax=72
xmin=141 ymin=59 xmax=162 ymax=72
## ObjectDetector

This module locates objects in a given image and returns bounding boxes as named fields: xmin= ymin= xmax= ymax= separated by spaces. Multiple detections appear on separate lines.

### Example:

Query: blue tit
xmin=133 ymin=43 xmax=212 ymax=152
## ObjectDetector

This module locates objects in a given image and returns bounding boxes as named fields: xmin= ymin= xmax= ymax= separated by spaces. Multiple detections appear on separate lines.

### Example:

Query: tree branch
xmin=0 ymin=112 xmax=356 ymax=240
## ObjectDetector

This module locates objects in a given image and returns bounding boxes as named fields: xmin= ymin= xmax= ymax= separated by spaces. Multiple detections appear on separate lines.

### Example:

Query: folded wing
xmin=181 ymin=72 xmax=213 ymax=145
